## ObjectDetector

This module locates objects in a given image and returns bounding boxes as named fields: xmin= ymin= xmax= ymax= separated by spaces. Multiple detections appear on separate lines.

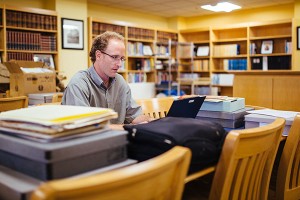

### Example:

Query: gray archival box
xmin=0 ymin=130 xmax=128 ymax=180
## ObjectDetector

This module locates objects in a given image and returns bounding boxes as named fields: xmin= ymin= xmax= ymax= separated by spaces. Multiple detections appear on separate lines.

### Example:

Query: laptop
xmin=166 ymin=96 xmax=206 ymax=118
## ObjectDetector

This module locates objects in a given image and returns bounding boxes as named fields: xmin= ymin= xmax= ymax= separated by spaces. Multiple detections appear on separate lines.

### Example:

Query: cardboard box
xmin=28 ymin=92 xmax=63 ymax=105
xmin=0 ymin=130 xmax=128 ymax=180
xmin=0 ymin=63 xmax=10 ymax=83
xmin=244 ymin=113 xmax=294 ymax=136
xmin=4 ymin=61 xmax=56 ymax=97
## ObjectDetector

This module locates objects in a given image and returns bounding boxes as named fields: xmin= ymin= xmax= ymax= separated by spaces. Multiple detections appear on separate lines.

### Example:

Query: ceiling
xmin=87 ymin=0 xmax=294 ymax=18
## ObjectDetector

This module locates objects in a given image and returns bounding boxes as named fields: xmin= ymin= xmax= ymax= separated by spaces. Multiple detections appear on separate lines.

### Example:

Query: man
xmin=62 ymin=31 xmax=150 ymax=124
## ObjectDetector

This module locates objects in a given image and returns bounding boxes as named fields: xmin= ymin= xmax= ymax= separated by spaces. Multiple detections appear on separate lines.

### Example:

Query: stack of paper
xmin=0 ymin=105 xmax=118 ymax=141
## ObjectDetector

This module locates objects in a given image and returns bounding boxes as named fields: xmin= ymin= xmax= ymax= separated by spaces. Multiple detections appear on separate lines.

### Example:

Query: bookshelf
xmin=2 ymin=5 xmax=58 ymax=71
xmin=0 ymin=5 xmax=4 ymax=62
xmin=249 ymin=20 xmax=292 ymax=70
xmin=178 ymin=19 xmax=294 ymax=96
xmin=155 ymin=30 xmax=178 ymax=96
xmin=88 ymin=17 xmax=178 ymax=90
xmin=178 ymin=28 xmax=211 ymax=95
xmin=127 ymin=26 xmax=155 ymax=83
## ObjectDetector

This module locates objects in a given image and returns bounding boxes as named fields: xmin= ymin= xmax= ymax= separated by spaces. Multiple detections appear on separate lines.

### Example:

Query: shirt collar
xmin=88 ymin=65 xmax=116 ymax=88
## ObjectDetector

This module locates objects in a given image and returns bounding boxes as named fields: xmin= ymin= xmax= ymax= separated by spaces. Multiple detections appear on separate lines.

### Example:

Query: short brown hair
xmin=89 ymin=31 xmax=125 ymax=63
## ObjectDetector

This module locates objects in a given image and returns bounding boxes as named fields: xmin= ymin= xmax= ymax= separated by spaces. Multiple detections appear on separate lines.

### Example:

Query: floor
xmin=182 ymin=173 xmax=213 ymax=200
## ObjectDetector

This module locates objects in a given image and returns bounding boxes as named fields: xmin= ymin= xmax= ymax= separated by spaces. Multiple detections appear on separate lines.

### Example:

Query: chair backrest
xmin=30 ymin=146 xmax=191 ymax=200
xmin=135 ymin=97 xmax=174 ymax=119
xmin=209 ymin=118 xmax=285 ymax=200
xmin=276 ymin=115 xmax=300 ymax=200
xmin=51 ymin=93 xmax=63 ymax=103
xmin=0 ymin=96 xmax=28 ymax=112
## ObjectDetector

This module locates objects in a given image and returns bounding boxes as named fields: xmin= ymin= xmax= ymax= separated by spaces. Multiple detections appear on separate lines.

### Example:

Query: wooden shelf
xmin=0 ymin=5 xmax=59 ymax=71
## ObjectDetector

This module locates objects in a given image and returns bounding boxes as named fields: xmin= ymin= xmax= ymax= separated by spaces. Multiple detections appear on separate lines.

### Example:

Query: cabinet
xmin=1 ymin=5 xmax=58 ymax=70
xmin=233 ymin=72 xmax=300 ymax=112
xmin=88 ymin=17 xmax=178 ymax=89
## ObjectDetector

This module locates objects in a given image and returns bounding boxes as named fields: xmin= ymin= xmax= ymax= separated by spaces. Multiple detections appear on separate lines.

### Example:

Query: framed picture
xmin=261 ymin=40 xmax=273 ymax=54
xmin=33 ymin=54 xmax=55 ymax=69
xmin=61 ymin=18 xmax=84 ymax=50
xmin=297 ymin=26 xmax=300 ymax=50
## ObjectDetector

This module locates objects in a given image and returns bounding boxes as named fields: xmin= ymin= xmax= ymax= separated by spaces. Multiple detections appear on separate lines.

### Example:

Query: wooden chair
xmin=276 ymin=115 xmax=300 ymax=200
xmin=51 ymin=93 xmax=63 ymax=103
xmin=0 ymin=96 xmax=28 ymax=112
xmin=135 ymin=97 xmax=175 ymax=119
xmin=30 ymin=146 xmax=191 ymax=200
xmin=209 ymin=118 xmax=285 ymax=200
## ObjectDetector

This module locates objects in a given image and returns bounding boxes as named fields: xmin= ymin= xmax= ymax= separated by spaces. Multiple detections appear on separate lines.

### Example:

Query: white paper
xmin=247 ymin=109 xmax=299 ymax=119
xmin=197 ymin=46 xmax=209 ymax=56
xmin=20 ymin=67 xmax=53 ymax=73
xmin=0 ymin=105 xmax=117 ymax=126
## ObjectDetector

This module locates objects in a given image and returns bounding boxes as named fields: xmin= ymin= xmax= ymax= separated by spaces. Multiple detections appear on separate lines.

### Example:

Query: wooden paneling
xmin=233 ymin=75 xmax=273 ymax=107
xmin=273 ymin=77 xmax=300 ymax=111
xmin=233 ymin=73 xmax=300 ymax=111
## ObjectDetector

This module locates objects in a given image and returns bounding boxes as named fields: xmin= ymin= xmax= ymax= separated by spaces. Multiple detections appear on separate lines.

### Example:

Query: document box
xmin=244 ymin=113 xmax=293 ymax=136
xmin=28 ymin=92 xmax=63 ymax=105
xmin=0 ymin=130 xmax=128 ymax=180
xmin=196 ymin=107 xmax=254 ymax=128
xmin=0 ymin=159 xmax=137 ymax=200
xmin=200 ymin=97 xmax=245 ymax=112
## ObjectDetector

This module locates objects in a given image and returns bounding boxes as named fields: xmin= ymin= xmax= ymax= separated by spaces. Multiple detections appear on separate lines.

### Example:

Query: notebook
xmin=167 ymin=96 xmax=206 ymax=118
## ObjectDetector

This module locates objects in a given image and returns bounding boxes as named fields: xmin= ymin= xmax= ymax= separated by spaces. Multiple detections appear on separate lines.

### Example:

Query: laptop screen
xmin=166 ymin=96 xmax=206 ymax=118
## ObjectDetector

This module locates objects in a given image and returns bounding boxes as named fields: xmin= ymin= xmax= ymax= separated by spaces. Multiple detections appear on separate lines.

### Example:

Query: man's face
xmin=98 ymin=39 xmax=125 ymax=78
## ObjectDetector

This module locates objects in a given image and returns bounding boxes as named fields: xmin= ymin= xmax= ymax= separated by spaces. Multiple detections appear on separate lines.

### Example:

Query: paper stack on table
xmin=0 ymin=105 xmax=118 ymax=142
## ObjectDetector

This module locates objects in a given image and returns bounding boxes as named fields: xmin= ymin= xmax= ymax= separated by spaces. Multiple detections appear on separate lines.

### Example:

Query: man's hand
xmin=131 ymin=114 xmax=154 ymax=124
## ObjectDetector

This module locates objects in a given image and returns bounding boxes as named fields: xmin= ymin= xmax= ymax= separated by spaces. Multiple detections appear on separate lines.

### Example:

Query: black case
xmin=124 ymin=117 xmax=227 ymax=174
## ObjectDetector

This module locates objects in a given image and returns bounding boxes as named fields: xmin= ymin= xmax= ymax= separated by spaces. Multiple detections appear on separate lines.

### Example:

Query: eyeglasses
xmin=100 ymin=51 xmax=126 ymax=62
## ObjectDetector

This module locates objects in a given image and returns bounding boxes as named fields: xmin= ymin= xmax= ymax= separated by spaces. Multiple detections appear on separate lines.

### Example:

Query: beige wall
xmin=1 ymin=0 xmax=45 ymax=9
xmin=55 ymin=0 xmax=88 ymax=84
xmin=87 ymin=3 xmax=170 ymax=30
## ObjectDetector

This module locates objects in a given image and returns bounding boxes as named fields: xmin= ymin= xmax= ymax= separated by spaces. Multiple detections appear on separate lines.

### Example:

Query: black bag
xmin=124 ymin=117 xmax=227 ymax=174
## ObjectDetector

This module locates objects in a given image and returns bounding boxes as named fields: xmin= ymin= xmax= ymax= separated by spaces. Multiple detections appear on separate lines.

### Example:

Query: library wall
xmin=87 ymin=3 xmax=170 ymax=30
xmin=0 ymin=0 xmax=46 ymax=9
xmin=55 ymin=0 xmax=88 ymax=84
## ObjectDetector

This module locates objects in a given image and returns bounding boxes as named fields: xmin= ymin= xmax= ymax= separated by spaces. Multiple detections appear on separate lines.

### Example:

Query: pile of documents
xmin=0 ymin=105 xmax=118 ymax=142
xmin=245 ymin=109 xmax=299 ymax=136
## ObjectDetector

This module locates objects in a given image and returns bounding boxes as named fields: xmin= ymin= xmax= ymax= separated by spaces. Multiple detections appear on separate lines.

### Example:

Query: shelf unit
xmin=155 ymin=30 xmax=178 ymax=96
xmin=178 ymin=19 xmax=294 ymax=96
xmin=88 ymin=17 xmax=178 ymax=92
xmin=127 ymin=26 xmax=155 ymax=83
xmin=178 ymin=28 xmax=211 ymax=95
xmin=249 ymin=21 xmax=292 ymax=70
xmin=1 ymin=5 xmax=58 ymax=70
